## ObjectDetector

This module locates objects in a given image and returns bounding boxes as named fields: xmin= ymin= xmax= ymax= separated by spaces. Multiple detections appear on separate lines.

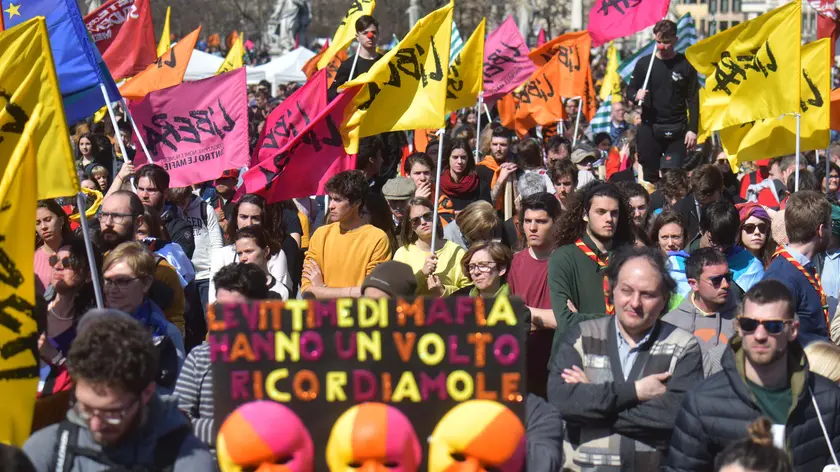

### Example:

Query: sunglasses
xmin=49 ymin=255 xmax=72 ymax=269
xmin=742 ymin=222 xmax=768 ymax=234
xmin=411 ymin=212 xmax=433 ymax=227
xmin=706 ymin=272 xmax=733 ymax=288
xmin=737 ymin=317 xmax=792 ymax=335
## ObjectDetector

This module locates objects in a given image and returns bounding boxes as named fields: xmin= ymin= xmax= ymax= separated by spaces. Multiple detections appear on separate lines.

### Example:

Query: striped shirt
xmin=174 ymin=343 xmax=215 ymax=451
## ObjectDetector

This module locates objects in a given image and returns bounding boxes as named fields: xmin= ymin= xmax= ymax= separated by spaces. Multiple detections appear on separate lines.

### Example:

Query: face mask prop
xmin=218 ymin=401 xmax=314 ymax=472
xmin=428 ymin=400 xmax=525 ymax=472
xmin=326 ymin=402 xmax=421 ymax=472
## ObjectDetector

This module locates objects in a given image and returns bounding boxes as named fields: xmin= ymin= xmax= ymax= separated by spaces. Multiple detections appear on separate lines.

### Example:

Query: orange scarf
xmin=477 ymin=155 xmax=503 ymax=210
xmin=575 ymin=238 xmax=615 ymax=315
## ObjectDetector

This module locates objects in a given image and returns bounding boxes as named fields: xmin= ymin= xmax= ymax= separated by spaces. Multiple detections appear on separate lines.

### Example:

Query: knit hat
xmin=571 ymin=145 xmax=596 ymax=164
xmin=361 ymin=261 xmax=418 ymax=297
xmin=382 ymin=176 xmax=415 ymax=201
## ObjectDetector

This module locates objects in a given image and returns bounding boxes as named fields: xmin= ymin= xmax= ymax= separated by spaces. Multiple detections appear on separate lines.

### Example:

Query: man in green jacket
xmin=548 ymin=182 xmax=635 ymax=364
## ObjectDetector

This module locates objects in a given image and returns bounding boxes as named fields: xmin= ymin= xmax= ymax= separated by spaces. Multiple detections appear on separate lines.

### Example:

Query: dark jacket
xmin=526 ymin=393 xmax=565 ymax=471
xmin=548 ymin=317 xmax=704 ymax=471
xmin=666 ymin=337 xmax=840 ymax=472
xmin=161 ymin=204 xmax=196 ymax=259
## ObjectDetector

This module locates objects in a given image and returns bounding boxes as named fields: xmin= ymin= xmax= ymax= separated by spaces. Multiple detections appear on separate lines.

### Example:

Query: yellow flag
xmin=720 ymin=39 xmax=830 ymax=166
xmin=217 ymin=32 xmax=244 ymax=75
xmin=687 ymin=1 xmax=800 ymax=134
xmin=318 ymin=0 xmax=376 ymax=69
xmin=445 ymin=18 xmax=485 ymax=114
xmin=157 ymin=6 xmax=172 ymax=57
xmin=0 ymin=18 xmax=79 ymax=200
xmin=0 ymin=100 xmax=40 ymax=447
xmin=341 ymin=2 xmax=453 ymax=152
xmin=599 ymin=41 xmax=621 ymax=101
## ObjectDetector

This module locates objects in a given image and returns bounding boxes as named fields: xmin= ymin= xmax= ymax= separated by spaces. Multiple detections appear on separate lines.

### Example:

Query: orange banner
xmin=498 ymin=55 xmax=564 ymax=137
xmin=831 ymin=88 xmax=840 ymax=131
xmin=120 ymin=27 xmax=201 ymax=101
xmin=302 ymin=47 xmax=347 ymax=89
xmin=528 ymin=31 xmax=591 ymax=99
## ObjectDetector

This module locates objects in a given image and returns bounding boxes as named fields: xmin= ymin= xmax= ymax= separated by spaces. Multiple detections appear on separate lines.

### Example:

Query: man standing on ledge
xmin=329 ymin=15 xmax=382 ymax=100
xmin=626 ymin=19 xmax=699 ymax=184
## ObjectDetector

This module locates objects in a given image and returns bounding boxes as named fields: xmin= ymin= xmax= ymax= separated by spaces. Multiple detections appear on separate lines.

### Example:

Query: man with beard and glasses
xmin=24 ymin=312 xmax=212 ymax=471
xmin=762 ymin=191 xmax=834 ymax=346
xmin=667 ymin=280 xmax=840 ymax=471
xmin=98 ymin=191 xmax=186 ymax=334
xmin=547 ymin=182 xmax=635 ymax=364
xmin=477 ymin=126 xmax=517 ymax=212
xmin=549 ymin=246 xmax=704 ymax=470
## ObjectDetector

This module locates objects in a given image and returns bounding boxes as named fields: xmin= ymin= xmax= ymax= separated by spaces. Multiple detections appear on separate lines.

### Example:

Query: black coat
xmin=666 ymin=338 xmax=840 ymax=472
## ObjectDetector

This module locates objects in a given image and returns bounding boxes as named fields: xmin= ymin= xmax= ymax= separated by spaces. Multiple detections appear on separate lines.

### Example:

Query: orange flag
xmin=120 ymin=27 xmax=201 ymax=101
xmin=413 ymin=129 xmax=438 ymax=152
xmin=302 ymin=45 xmax=347 ymax=88
xmin=831 ymin=88 xmax=840 ymax=131
xmin=226 ymin=31 xmax=239 ymax=50
xmin=498 ymin=55 xmax=564 ymax=137
xmin=528 ymin=31 xmax=591 ymax=100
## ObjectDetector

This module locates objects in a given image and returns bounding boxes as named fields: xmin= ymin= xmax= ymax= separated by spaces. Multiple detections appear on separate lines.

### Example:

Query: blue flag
xmin=2 ymin=0 xmax=121 ymax=124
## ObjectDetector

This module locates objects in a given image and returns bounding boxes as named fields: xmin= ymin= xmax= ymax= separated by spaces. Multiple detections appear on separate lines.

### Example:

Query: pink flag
xmin=239 ymin=87 xmax=361 ymax=203
xmin=483 ymin=16 xmax=536 ymax=104
xmin=587 ymin=0 xmax=670 ymax=47
xmin=129 ymin=69 xmax=249 ymax=187
xmin=537 ymin=28 xmax=547 ymax=47
xmin=250 ymin=69 xmax=328 ymax=166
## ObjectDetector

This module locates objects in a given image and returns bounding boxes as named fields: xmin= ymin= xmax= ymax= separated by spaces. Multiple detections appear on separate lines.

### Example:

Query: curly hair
xmin=553 ymin=181 xmax=634 ymax=247
xmin=68 ymin=313 xmax=158 ymax=395
xmin=325 ymin=170 xmax=369 ymax=208
xmin=658 ymin=169 xmax=690 ymax=207
xmin=213 ymin=263 xmax=269 ymax=299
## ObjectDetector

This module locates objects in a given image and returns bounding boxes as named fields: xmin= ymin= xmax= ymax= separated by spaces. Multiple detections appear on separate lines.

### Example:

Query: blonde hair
xmin=90 ymin=165 xmax=110 ymax=179
xmin=102 ymin=241 xmax=157 ymax=282
xmin=478 ymin=125 xmax=495 ymax=157
xmin=455 ymin=201 xmax=499 ymax=246
xmin=805 ymin=342 xmax=840 ymax=382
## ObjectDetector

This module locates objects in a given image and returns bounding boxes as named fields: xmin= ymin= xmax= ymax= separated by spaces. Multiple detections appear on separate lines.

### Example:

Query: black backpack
xmin=51 ymin=420 xmax=190 ymax=472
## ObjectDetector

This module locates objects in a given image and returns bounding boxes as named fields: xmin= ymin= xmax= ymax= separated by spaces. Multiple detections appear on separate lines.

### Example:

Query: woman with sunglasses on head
xmin=737 ymin=203 xmax=777 ymax=269
xmin=393 ymin=198 xmax=471 ymax=297
xmin=102 ymin=242 xmax=184 ymax=394
xmin=35 ymin=199 xmax=74 ymax=296
xmin=209 ymin=194 xmax=291 ymax=303
xmin=461 ymin=241 xmax=513 ymax=298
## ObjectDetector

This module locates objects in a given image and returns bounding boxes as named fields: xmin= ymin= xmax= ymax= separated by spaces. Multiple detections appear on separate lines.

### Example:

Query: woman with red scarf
xmin=437 ymin=138 xmax=492 ymax=226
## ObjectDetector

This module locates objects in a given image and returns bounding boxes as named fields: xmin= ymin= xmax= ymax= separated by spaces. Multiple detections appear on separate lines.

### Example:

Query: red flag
xmin=587 ymin=0 xmax=670 ymax=47
xmin=250 ymin=69 xmax=329 ymax=167
xmin=537 ymin=28 xmax=546 ymax=47
xmin=84 ymin=0 xmax=157 ymax=81
xmin=239 ymin=87 xmax=361 ymax=203
xmin=811 ymin=0 xmax=839 ymax=65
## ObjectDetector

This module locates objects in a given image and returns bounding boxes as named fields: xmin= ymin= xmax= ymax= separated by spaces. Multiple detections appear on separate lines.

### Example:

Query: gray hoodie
xmin=662 ymin=293 xmax=737 ymax=377
xmin=23 ymin=395 xmax=212 ymax=472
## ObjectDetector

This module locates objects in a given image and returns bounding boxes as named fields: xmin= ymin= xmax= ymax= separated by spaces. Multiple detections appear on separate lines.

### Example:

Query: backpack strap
xmin=52 ymin=420 xmax=125 ymax=472
xmin=199 ymin=200 xmax=209 ymax=228
xmin=153 ymin=426 xmax=192 ymax=472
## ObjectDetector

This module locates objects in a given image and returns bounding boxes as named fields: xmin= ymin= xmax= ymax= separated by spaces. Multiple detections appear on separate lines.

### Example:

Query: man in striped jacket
xmin=548 ymin=246 xmax=704 ymax=471
xmin=174 ymin=264 xmax=271 ymax=455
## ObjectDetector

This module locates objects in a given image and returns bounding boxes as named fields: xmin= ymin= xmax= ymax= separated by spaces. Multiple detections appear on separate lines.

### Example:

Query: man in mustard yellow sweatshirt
xmin=301 ymin=170 xmax=392 ymax=298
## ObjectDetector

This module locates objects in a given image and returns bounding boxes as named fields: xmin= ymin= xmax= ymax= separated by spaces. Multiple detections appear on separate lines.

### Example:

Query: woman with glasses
xmin=35 ymin=199 xmax=74 ymax=295
xmin=209 ymin=194 xmax=291 ymax=303
xmin=462 ymin=241 xmax=513 ymax=298
xmin=814 ymin=162 xmax=840 ymax=202
xmin=102 ymin=242 xmax=184 ymax=393
xmin=234 ymin=226 xmax=290 ymax=299
xmin=393 ymin=198 xmax=471 ymax=297
xmin=39 ymin=239 xmax=100 ymax=398
xmin=649 ymin=210 xmax=687 ymax=255
xmin=737 ymin=203 xmax=776 ymax=268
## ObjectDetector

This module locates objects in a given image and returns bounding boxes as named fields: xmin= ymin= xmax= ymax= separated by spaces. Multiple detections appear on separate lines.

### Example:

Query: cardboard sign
xmin=210 ymin=296 xmax=527 ymax=471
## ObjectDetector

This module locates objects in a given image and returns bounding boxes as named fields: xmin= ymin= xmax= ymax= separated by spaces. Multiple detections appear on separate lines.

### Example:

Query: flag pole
xmin=348 ymin=43 xmax=362 ymax=81
xmin=638 ymin=53 xmax=656 ymax=106
xmin=100 ymin=84 xmax=136 ymax=191
xmin=828 ymin=145 xmax=832 ymax=195
xmin=475 ymin=93 xmax=483 ymax=162
xmin=483 ymin=102 xmax=491 ymax=123
xmin=76 ymin=192 xmax=104 ymax=309
xmin=573 ymin=96 xmax=583 ymax=147
xmin=121 ymin=99 xmax=154 ymax=163
xmin=795 ymin=113 xmax=801 ymax=192
xmin=431 ymin=128 xmax=445 ymax=252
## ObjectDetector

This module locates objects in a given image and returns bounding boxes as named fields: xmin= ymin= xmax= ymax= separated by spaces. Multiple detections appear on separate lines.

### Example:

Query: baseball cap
xmin=382 ymin=176 xmax=415 ymax=201
xmin=361 ymin=261 xmax=418 ymax=298
xmin=571 ymin=145 xmax=596 ymax=164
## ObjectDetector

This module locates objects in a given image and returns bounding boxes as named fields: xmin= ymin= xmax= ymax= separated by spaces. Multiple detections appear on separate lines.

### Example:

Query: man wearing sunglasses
xmin=24 ymin=312 xmax=211 ymax=471
xmin=663 ymin=248 xmax=737 ymax=376
xmin=667 ymin=280 xmax=840 ymax=471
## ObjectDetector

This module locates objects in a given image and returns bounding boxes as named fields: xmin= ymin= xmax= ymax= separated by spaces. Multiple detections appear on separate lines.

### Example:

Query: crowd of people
xmin=10 ymin=13 xmax=840 ymax=472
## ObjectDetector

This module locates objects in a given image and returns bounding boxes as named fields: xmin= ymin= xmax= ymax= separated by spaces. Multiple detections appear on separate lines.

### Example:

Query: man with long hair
xmin=548 ymin=182 xmax=634 ymax=364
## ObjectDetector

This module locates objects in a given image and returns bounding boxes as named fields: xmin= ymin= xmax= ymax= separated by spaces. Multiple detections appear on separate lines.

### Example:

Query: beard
xmin=97 ymin=223 xmax=134 ymax=251
xmin=744 ymin=342 xmax=785 ymax=366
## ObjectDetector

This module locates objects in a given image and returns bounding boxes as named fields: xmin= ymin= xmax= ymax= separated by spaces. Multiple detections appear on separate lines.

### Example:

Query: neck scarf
xmin=440 ymin=170 xmax=479 ymax=197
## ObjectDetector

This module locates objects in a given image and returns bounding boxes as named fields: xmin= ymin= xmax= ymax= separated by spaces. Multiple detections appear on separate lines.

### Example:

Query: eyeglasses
xmin=99 ymin=211 xmax=135 ymax=224
xmin=410 ymin=212 xmax=434 ymax=227
xmin=706 ymin=272 xmax=733 ymax=288
xmin=72 ymin=396 xmax=139 ymax=426
xmin=49 ymin=255 xmax=72 ymax=269
xmin=737 ymin=317 xmax=792 ymax=335
xmin=467 ymin=262 xmax=498 ymax=274
xmin=829 ymin=174 xmax=840 ymax=180
xmin=103 ymin=276 xmax=139 ymax=291
xmin=742 ymin=223 xmax=768 ymax=234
